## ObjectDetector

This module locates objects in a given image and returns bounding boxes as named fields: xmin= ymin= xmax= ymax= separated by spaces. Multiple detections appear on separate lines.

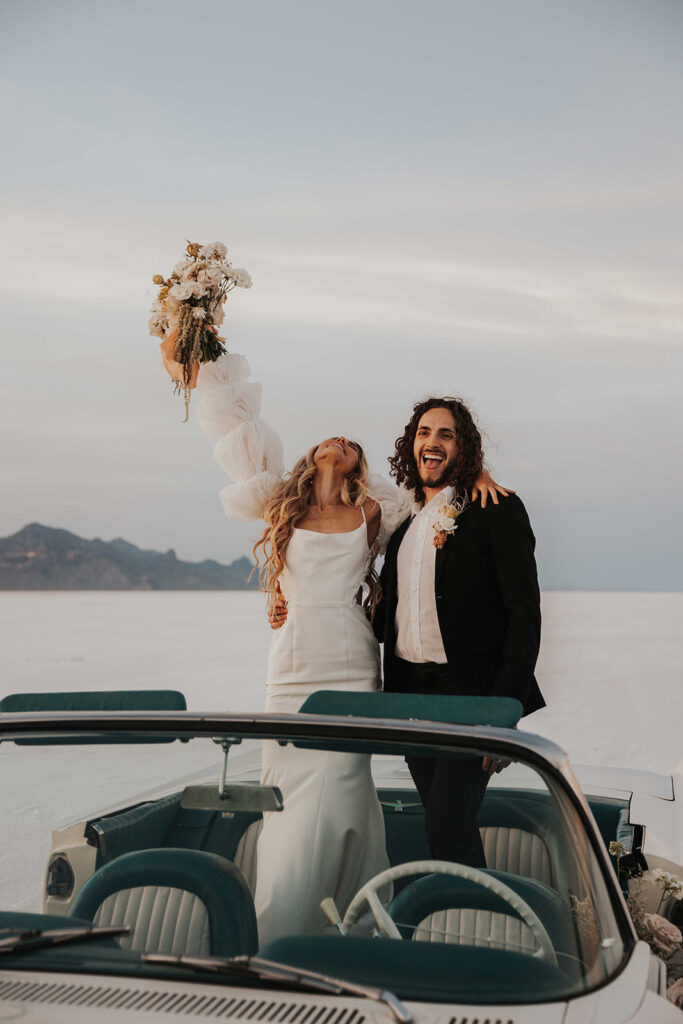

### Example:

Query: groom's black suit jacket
xmin=375 ymin=494 xmax=545 ymax=717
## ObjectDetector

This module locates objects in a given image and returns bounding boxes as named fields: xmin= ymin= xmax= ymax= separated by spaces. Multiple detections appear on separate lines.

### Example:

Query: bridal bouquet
xmin=148 ymin=240 xmax=252 ymax=419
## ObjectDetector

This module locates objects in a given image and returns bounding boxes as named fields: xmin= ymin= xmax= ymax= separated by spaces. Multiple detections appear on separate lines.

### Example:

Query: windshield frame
xmin=0 ymin=712 xmax=643 ymax=999
xmin=0 ymin=709 xmax=637 ymax=932
xmin=0 ymin=708 xmax=638 ymax=999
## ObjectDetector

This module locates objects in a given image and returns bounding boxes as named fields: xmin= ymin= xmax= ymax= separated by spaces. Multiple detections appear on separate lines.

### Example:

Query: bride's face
xmin=313 ymin=437 xmax=361 ymax=477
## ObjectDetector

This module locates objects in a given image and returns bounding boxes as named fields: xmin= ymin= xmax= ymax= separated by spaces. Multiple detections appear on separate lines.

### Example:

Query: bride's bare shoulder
xmin=363 ymin=497 xmax=381 ymax=523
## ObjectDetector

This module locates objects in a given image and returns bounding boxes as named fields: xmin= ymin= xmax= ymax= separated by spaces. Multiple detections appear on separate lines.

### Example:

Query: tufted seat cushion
xmin=414 ymin=906 xmax=538 ymax=951
xmin=407 ymin=827 xmax=558 ymax=953
xmin=93 ymin=885 xmax=211 ymax=956
xmin=389 ymin=871 xmax=571 ymax=957
xmin=481 ymin=825 xmax=553 ymax=886
xmin=68 ymin=848 xmax=258 ymax=958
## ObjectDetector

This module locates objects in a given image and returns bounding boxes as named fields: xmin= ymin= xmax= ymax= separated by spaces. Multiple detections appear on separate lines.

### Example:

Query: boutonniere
xmin=432 ymin=494 xmax=468 ymax=548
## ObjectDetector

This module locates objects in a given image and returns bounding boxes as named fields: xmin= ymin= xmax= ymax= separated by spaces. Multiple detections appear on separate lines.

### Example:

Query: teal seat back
xmin=69 ymin=848 xmax=257 ymax=958
xmin=299 ymin=691 xmax=522 ymax=727
xmin=0 ymin=690 xmax=186 ymax=713
xmin=0 ymin=690 xmax=187 ymax=745
xmin=389 ymin=870 xmax=572 ymax=952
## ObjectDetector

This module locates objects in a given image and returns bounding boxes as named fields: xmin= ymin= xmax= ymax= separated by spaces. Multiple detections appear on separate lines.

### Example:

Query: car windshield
xmin=0 ymin=713 xmax=630 ymax=1006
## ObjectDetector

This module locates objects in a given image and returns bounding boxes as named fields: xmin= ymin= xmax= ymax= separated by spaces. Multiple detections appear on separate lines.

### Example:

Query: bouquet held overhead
xmin=148 ymin=241 xmax=252 ymax=419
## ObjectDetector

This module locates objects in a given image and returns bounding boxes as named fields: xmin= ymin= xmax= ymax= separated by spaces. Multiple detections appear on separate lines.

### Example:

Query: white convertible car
xmin=0 ymin=689 xmax=681 ymax=1022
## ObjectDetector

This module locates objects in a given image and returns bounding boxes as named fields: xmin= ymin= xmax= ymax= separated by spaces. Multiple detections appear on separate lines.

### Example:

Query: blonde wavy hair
xmin=253 ymin=440 xmax=381 ymax=618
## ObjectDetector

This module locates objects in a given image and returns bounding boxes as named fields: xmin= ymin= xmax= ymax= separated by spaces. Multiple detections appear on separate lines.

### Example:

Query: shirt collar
xmin=411 ymin=484 xmax=456 ymax=518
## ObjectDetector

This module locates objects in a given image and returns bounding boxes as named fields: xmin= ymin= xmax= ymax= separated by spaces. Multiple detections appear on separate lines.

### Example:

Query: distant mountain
xmin=0 ymin=524 xmax=259 ymax=591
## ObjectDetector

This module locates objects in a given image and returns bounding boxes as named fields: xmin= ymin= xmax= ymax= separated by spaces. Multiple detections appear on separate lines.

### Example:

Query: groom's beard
xmin=418 ymin=453 xmax=458 ymax=491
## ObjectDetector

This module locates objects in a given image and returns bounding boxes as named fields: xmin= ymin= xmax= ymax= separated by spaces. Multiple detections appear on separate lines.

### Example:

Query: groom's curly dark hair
xmin=388 ymin=396 xmax=484 ymax=504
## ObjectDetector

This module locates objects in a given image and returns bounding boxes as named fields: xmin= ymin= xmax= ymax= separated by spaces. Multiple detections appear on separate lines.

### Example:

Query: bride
xmin=251 ymin=435 xmax=388 ymax=945
xmin=167 ymin=349 xmax=503 ymax=945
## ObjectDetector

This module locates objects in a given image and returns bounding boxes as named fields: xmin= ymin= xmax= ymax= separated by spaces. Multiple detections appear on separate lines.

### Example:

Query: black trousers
xmin=394 ymin=658 xmax=490 ymax=868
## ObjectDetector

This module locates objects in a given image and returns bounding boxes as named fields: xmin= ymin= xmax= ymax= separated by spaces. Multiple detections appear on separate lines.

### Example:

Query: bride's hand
xmin=482 ymin=724 xmax=517 ymax=773
xmin=267 ymin=586 xmax=288 ymax=630
xmin=471 ymin=469 xmax=514 ymax=508
xmin=159 ymin=326 xmax=202 ymax=388
xmin=159 ymin=328 xmax=186 ymax=382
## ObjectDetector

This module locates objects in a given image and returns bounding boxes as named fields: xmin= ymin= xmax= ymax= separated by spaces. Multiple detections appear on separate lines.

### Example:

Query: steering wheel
xmin=343 ymin=859 xmax=557 ymax=965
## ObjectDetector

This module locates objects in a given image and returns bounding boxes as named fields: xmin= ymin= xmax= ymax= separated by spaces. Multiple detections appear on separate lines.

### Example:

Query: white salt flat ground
xmin=1 ymin=591 xmax=681 ymax=910
xmin=1 ymin=591 xmax=680 ymax=771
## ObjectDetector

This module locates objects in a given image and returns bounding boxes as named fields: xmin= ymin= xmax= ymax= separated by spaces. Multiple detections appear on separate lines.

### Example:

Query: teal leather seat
xmin=389 ymin=869 xmax=573 ymax=960
xmin=68 ymin=848 xmax=257 ymax=958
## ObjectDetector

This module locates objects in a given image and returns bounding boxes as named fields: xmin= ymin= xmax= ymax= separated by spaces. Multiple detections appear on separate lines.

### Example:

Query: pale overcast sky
xmin=1 ymin=0 xmax=682 ymax=589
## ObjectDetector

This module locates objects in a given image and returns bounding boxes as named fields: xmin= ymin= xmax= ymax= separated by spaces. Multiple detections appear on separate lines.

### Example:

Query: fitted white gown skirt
xmin=253 ymin=522 xmax=390 ymax=947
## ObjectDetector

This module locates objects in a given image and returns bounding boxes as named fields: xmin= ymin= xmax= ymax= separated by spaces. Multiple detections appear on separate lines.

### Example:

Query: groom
xmin=374 ymin=396 xmax=544 ymax=868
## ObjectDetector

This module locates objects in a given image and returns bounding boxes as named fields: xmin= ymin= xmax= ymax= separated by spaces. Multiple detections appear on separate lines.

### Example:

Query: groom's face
xmin=414 ymin=407 xmax=458 ymax=489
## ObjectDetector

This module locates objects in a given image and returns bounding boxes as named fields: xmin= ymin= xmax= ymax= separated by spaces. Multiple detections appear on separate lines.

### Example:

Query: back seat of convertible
xmin=88 ymin=787 xmax=628 ymax=897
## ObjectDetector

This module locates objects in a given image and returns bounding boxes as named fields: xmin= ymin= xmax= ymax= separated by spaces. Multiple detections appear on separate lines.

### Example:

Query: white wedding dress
xmin=194 ymin=353 xmax=411 ymax=945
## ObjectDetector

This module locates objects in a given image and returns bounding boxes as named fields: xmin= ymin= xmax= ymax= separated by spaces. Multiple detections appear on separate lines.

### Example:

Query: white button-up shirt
xmin=394 ymin=485 xmax=454 ymax=664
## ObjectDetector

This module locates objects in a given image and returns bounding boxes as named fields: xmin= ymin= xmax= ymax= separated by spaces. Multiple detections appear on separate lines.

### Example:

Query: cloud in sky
xmin=1 ymin=0 xmax=682 ymax=589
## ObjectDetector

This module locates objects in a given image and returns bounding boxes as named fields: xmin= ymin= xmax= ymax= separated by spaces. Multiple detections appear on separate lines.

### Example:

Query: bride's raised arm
xmin=193 ymin=352 xmax=284 ymax=521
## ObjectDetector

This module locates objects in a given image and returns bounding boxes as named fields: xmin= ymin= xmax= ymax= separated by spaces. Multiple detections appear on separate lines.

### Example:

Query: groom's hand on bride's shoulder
xmin=268 ymin=593 xmax=288 ymax=630
xmin=471 ymin=469 xmax=515 ymax=508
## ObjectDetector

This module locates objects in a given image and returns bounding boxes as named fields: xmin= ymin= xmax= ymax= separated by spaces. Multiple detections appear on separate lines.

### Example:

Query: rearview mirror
xmin=181 ymin=784 xmax=283 ymax=814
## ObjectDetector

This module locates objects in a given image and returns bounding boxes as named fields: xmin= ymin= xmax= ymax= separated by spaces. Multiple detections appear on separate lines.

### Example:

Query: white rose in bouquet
xmin=197 ymin=266 xmax=223 ymax=290
xmin=170 ymin=281 xmax=195 ymax=301
xmin=200 ymin=241 xmax=228 ymax=259
xmin=165 ymin=294 xmax=181 ymax=317
xmin=230 ymin=268 xmax=253 ymax=289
